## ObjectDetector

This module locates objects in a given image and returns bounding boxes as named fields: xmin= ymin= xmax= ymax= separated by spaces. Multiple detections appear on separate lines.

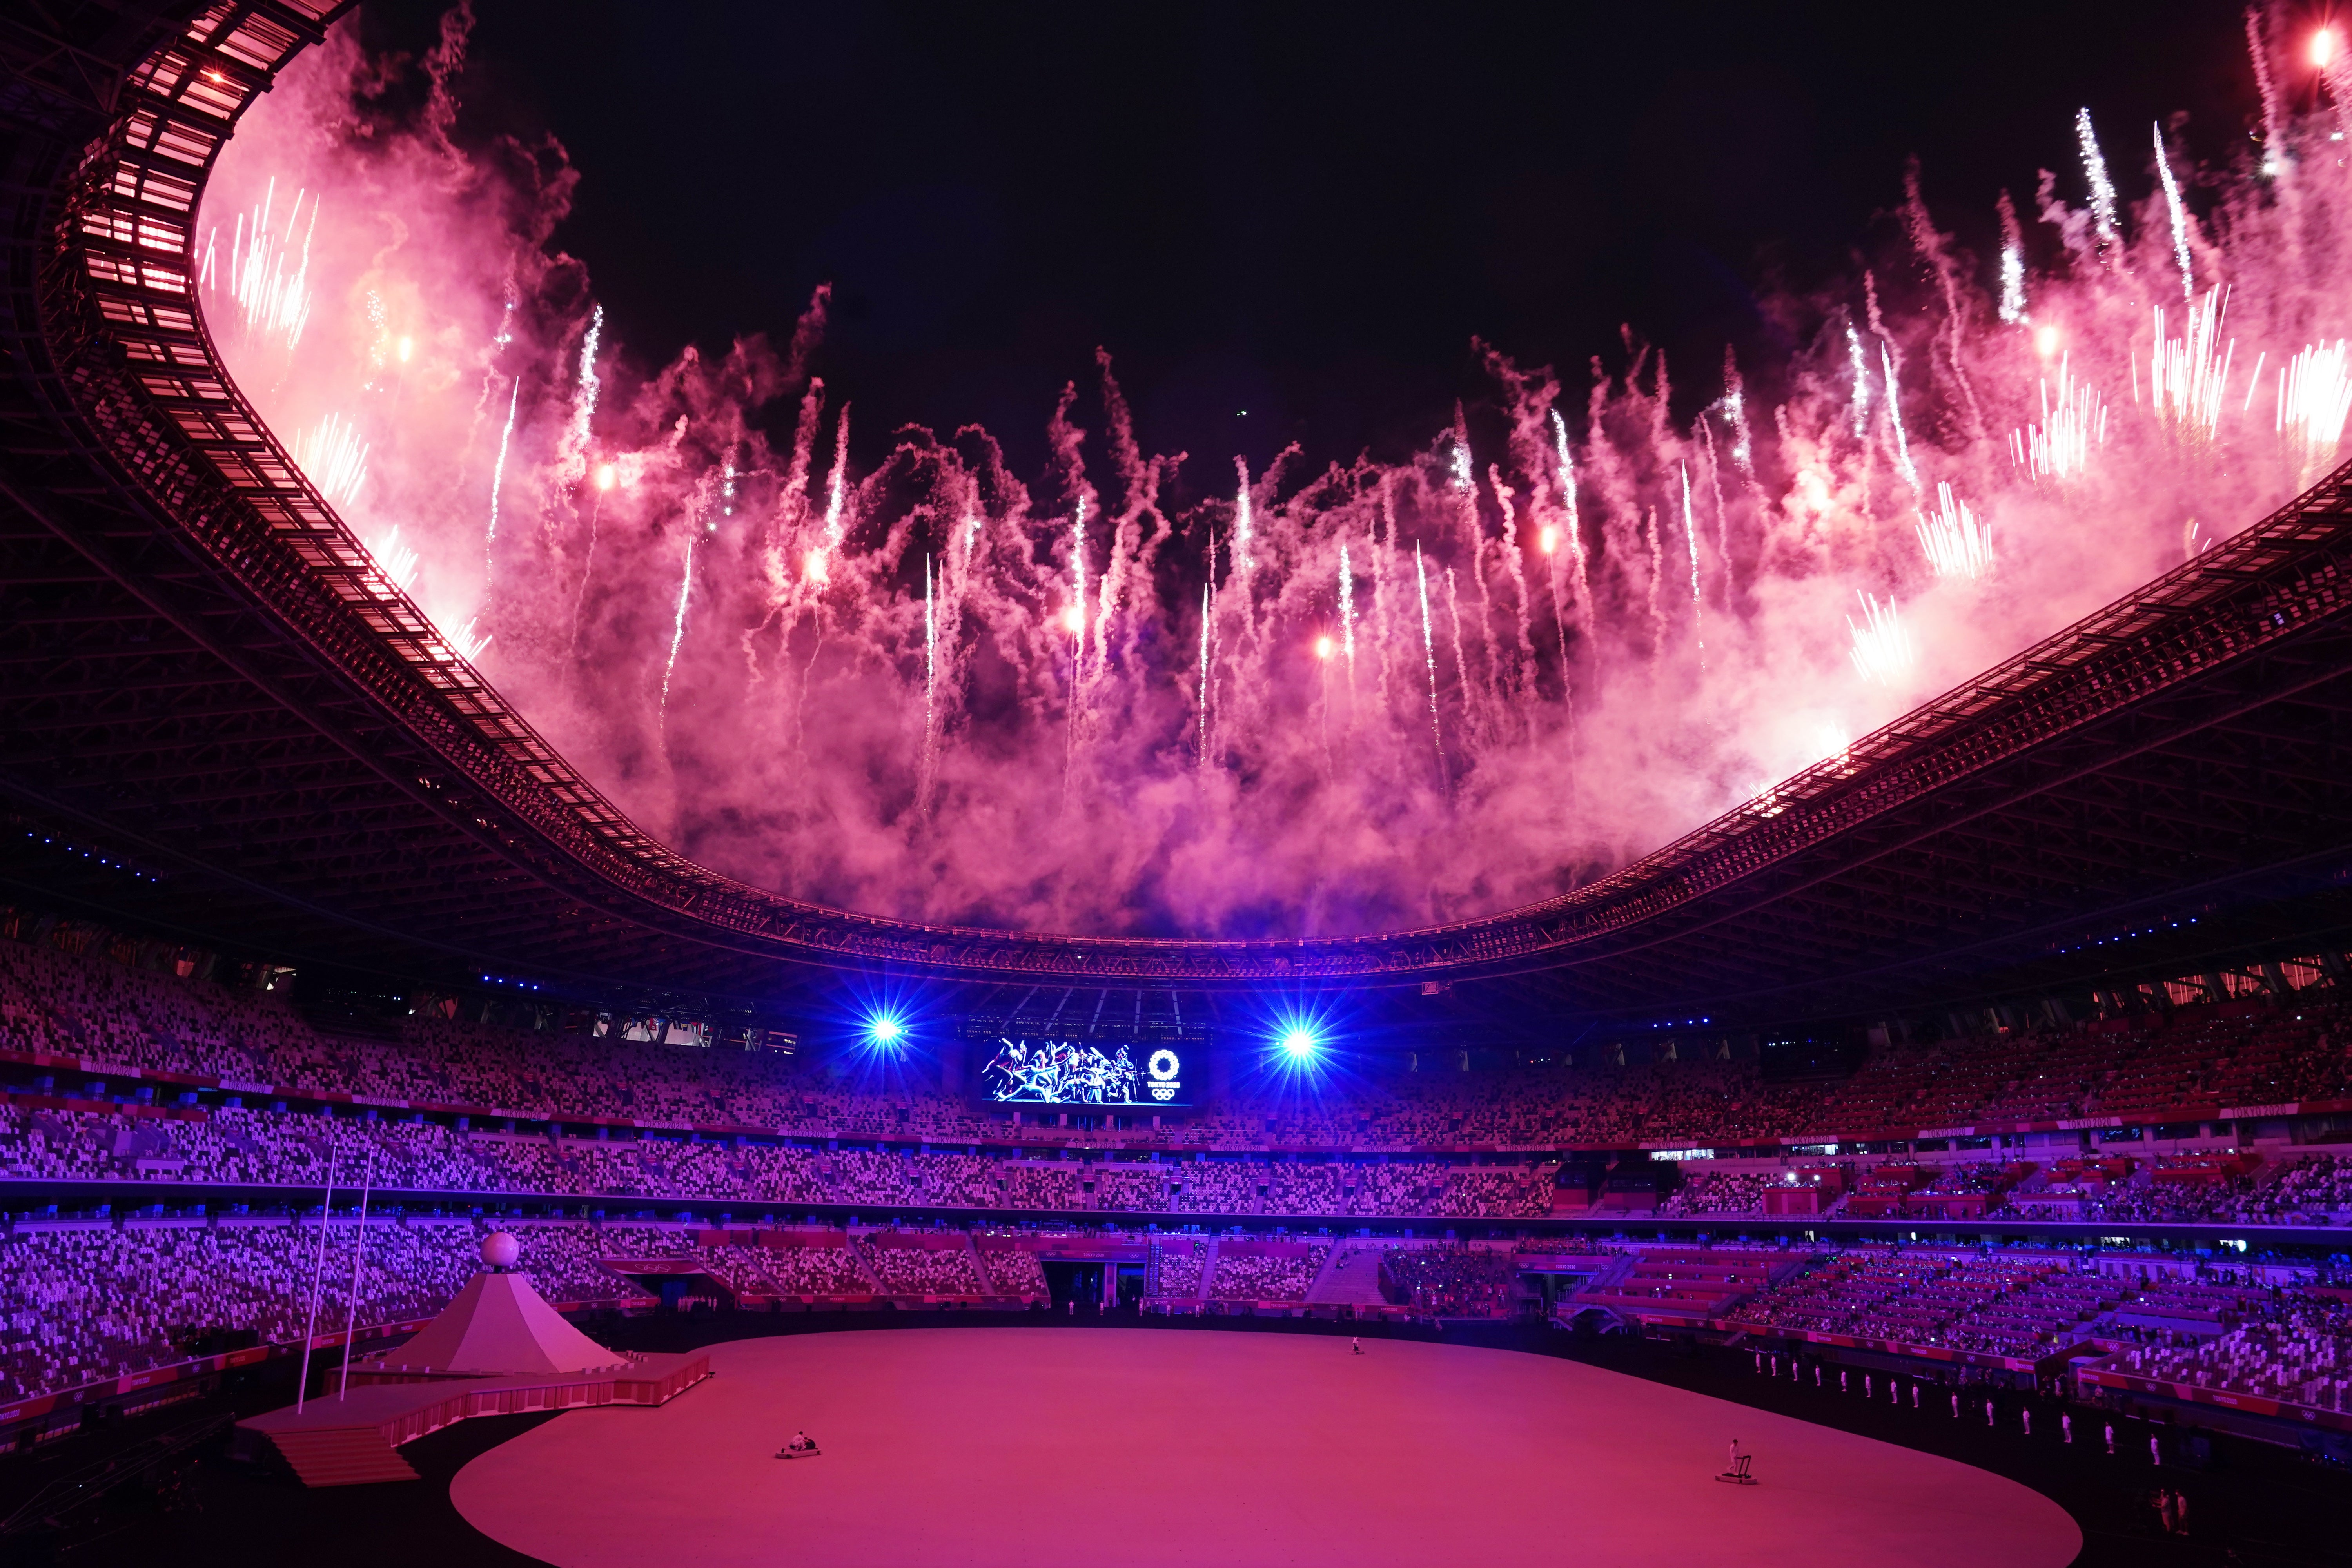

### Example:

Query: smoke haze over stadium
xmin=203 ymin=2 xmax=2323 ymax=940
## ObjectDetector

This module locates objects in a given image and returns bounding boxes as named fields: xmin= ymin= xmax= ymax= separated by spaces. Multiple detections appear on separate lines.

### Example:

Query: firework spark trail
xmin=1847 ymin=592 xmax=1915 ymax=685
xmin=658 ymin=532 xmax=697 ymax=739
xmin=1538 ymin=414 xmax=1581 ymax=780
xmin=217 ymin=178 xmax=318 ymax=348
xmin=807 ymin=407 xmax=851 ymax=582
xmin=1719 ymin=348 xmax=1756 ymax=475
xmin=483 ymin=376 xmax=519 ymax=587
xmin=1916 ymin=481 xmax=1994 ymax=580
xmin=2010 ymin=354 xmax=2107 ymax=483
xmin=1697 ymin=416 xmax=1735 ymax=601
xmin=919 ymin=552 xmax=938 ymax=815
xmin=292 ymin=411 xmax=367 ymax=508
xmin=557 ymin=305 xmax=604 ymax=484
xmin=1338 ymin=537 xmax=1357 ymax=720
xmin=2250 ymin=9 xmax=2287 ymax=165
xmin=2149 ymin=287 xmax=2235 ymax=449
xmin=2077 ymin=107 xmax=2120 ymax=256
xmin=357 ymin=524 xmax=419 ymax=593
xmin=1490 ymin=465 xmax=1537 ymax=733
xmin=1679 ymin=464 xmax=1705 ymax=671
xmin=1197 ymin=577 xmax=1214 ymax=772
xmin=1414 ymin=544 xmax=1447 ymax=798
xmin=1880 ymin=342 xmax=1920 ymax=493
xmin=1069 ymin=495 xmax=1087 ymax=682
xmin=1641 ymin=504 xmax=1665 ymax=650
xmin=2154 ymin=123 xmax=2195 ymax=301
xmin=1547 ymin=409 xmax=1594 ymax=627
xmin=1234 ymin=459 xmax=1255 ymax=573
xmin=2279 ymin=341 xmax=2352 ymax=479
xmin=1845 ymin=321 xmax=1872 ymax=439
xmin=1903 ymin=171 xmax=1989 ymax=445
xmin=1371 ymin=486 xmax=1398 ymax=718
xmin=1442 ymin=566 xmax=1475 ymax=748
xmin=568 ymin=485 xmax=604 ymax=659
xmin=1996 ymin=190 xmax=2030 ymax=324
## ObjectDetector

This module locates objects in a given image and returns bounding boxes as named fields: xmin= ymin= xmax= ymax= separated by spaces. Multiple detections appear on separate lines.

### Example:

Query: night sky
xmin=363 ymin=0 xmax=2265 ymax=485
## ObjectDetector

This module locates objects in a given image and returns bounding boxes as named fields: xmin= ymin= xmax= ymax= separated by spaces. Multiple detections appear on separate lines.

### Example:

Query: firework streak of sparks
xmin=292 ymin=410 xmax=367 ymax=507
xmin=2154 ymin=122 xmax=2195 ymax=301
xmin=485 ymin=376 xmax=519 ymax=585
xmin=1916 ymin=482 xmax=1994 ymax=580
xmin=2078 ymin=107 xmax=2120 ymax=256
xmin=1847 ymin=592 xmax=1916 ymax=685
xmin=1416 ymin=544 xmax=1447 ymax=797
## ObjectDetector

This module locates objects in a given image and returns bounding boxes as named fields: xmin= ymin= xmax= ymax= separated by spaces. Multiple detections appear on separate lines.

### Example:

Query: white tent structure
xmin=372 ymin=1232 xmax=629 ymax=1376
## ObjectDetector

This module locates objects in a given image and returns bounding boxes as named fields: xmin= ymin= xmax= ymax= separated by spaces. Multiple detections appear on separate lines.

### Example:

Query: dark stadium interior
xmin=7 ymin=2 xmax=2352 ymax=1566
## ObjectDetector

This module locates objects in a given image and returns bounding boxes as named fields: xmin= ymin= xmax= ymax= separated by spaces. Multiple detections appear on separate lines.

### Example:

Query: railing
xmin=27 ymin=2 xmax=2352 ymax=985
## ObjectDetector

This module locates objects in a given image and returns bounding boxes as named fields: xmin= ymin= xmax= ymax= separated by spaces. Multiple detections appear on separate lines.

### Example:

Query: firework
xmin=2010 ymin=355 xmax=2107 ymax=484
xmin=1915 ymin=482 xmax=1993 ymax=581
xmin=2279 ymin=341 xmax=2352 ymax=479
xmin=1679 ymin=463 xmax=1705 ymax=669
xmin=2077 ymin=108 xmax=2120 ymax=256
xmin=1996 ymin=191 xmax=2029 ymax=325
xmin=483 ymin=377 xmax=519 ymax=585
xmin=1197 ymin=576 xmax=1213 ymax=771
xmin=2154 ymin=123 xmax=2195 ymax=301
xmin=1070 ymin=495 xmax=1087 ymax=662
xmin=1338 ymin=538 xmax=1357 ymax=697
xmin=364 ymin=524 xmax=419 ymax=592
xmin=1845 ymin=321 xmax=1872 ymax=439
xmin=1880 ymin=342 xmax=1919 ymax=492
xmin=211 ymin=177 xmax=317 ymax=349
xmin=659 ymin=533 xmax=696 ymax=734
xmin=200 ymin=17 xmax=2352 ymax=941
xmin=2148 ymin=287 xmax=2234 ymax=449
xmin=1847 ymin=592 xmax=1915 ymax=686
xmin=292 ymin=411 xmax=367 ymax=508
xmin=1416 ymin=545 xmax=1447 ymax=795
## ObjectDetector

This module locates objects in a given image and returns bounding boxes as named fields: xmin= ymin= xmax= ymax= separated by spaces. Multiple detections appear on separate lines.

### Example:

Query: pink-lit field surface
xmin=450 ymin=1330 xmax=2079 ymax=1566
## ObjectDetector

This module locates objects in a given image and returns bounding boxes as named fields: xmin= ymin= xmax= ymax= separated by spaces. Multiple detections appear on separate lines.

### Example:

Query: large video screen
xmin=980 ymin=1039 xmax=1187 ymax=1107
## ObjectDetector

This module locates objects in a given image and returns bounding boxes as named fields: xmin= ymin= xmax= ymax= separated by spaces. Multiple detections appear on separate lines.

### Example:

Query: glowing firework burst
xmin=445 ymin=617 xmax=492 ymax=664
xmin=2278 ymin=341 xmax=2352 ymax=480
xmin=2147 ymin=287 xmax=2234 ymax=451
xmin=1846 ymin=592 xmax=1915 ymax=687
xmin=2009 ymin=355 xmax=2107 ymax=485
xmin=291 ymin=410 xmax=367 ymax=508
xmin=203 ymin=177 xmax=316 ymax=350
xmin=363 ymin=524 xmax=419 ymax=592
xmin=1915 ymin=482 xmax=1993 ymax=581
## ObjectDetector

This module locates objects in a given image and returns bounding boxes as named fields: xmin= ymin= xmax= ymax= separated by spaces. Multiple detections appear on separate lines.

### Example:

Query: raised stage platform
xmin=232 ymin=1352 xmax=709 ymax=1487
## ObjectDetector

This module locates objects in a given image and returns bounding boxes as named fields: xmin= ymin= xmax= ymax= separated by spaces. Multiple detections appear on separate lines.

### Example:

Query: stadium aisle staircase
xmin=1308 ymin=1245 xmax=1391 ymax=1308
xmin=960 ymin=1234 xmax=992 ymax=1292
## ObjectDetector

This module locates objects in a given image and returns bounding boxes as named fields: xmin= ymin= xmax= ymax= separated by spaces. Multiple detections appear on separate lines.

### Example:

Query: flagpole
xmin=294 ymin=1131 xmax=339 ymax=1414
xmin=337 ymin=1142 xmax=377 ymax=1400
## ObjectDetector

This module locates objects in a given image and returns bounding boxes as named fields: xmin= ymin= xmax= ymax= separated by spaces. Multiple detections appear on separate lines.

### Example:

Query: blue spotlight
xmin=868 ymin=1015 xmax=905 ymax=1048
xmin=1279 ymin=1027 xmax=1319 ymax=1059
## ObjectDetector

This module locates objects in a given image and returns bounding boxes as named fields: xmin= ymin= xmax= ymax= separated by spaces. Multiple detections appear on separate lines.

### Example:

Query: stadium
xmin=3 ymin=2 xmax=2352 ymax=1564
